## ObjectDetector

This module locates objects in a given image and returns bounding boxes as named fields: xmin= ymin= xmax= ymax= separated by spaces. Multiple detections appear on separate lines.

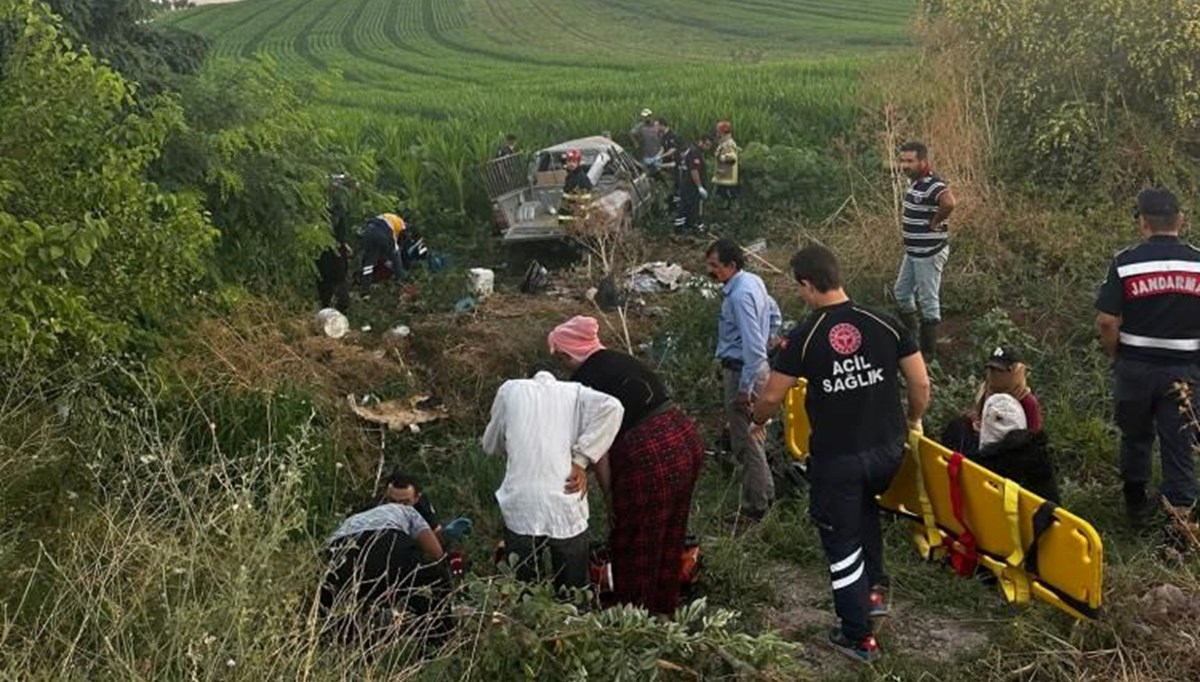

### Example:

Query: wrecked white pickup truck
xmin=483 ymin=136 xmax=653 ymax=243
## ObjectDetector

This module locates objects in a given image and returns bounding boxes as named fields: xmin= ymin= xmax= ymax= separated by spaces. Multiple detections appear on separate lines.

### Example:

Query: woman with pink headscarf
xmin=547 ymin=316 xmax=705 ymax=617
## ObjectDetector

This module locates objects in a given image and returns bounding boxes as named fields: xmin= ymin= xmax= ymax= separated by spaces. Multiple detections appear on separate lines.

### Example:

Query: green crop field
xmin=161 ymin=0 xmax=913 ymax=156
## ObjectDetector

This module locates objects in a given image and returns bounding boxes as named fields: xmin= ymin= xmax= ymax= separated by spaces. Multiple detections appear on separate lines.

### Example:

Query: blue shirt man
xmin=706 ymin=238 xmax=779 ymax=521
xmin=717 ymin=270 xmax=777 ymax=393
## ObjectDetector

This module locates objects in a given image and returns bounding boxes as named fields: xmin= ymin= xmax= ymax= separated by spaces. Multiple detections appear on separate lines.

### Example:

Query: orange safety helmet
xmin=564 ymin=149 xmax=583 ymax=164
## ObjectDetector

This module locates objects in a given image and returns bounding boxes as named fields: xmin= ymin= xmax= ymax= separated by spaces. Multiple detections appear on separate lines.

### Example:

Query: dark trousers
xmin=359 ymin=221 xmax=400 ymax=284
xmin=940 ymin=415 xmax=980 ymax=458
xmin=808 ymin=440 xmax=904 ymax=641
xmin=715 ymin=184 xmax=740 ymax=209
xmin=673 ymin=191 xmax=703 ymax=233
xmin=316 ymin=248 xmax=350 ymax=312
xmin=320 ymin=530 xmax=453 ymax=641
xmin=1115 ymin=359 xmax=1200 ymax=507
xmin=503 ymin=528 xmax=590 ymax=595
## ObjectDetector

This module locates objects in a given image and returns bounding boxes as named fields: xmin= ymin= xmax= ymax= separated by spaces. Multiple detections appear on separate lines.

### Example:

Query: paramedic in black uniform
xmin=1096 ymin=188 xmax=1200 ymax=529
xmin=750 ymin=243 xmax=931 ymax=663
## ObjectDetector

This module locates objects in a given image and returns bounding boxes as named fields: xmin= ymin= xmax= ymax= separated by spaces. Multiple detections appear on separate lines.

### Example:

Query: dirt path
xmin=761 ymin=561 xmax=990 ymax=675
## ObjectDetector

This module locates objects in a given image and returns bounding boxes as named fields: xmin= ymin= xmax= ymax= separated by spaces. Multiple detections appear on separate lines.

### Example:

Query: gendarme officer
xmin=1096 ymin=188 xmax=1200 ymax=529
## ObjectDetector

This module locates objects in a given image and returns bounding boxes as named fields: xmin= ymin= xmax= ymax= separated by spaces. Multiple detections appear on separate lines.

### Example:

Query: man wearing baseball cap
xmin=1096 ymin=188 xmax=1200 ymax=531
xmin=983 ymin=345 xmax=1043 ymax=432
xmin=629 ymin=109 xmax=661 ymax=169
xmin=939 ymin=344 xmax=1043 ymax=457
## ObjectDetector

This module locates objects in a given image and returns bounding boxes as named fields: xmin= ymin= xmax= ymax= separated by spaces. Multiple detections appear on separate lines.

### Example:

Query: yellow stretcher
xmin=783 ymin=380 xmax=1103 ymax=619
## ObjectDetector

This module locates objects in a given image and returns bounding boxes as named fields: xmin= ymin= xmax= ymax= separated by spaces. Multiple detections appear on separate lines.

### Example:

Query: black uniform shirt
xmin=564 ymin=167 xmax=593 ymax=194
xmin=413 ymin=495 xmax=440 ymax=529
xmin=772 ymin=301 xmax=918 ymax=455
xmin=330 ymin=185 xmax=353 ymax=244
xmin=677 ymin=144 xmax=706 ymax=190
xmin=571 ymin=349 xmax=669 ymax=436
xmin=1095 ymin=234 xmax=1200 ymax=364
xmin=660 ymin=129 xmax=679 ymax=159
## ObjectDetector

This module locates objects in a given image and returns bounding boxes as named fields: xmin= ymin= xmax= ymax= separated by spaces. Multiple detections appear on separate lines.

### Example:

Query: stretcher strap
xmin=1020 ymin=500 xmax=1099 ymax=617
xmin=998 ymin=567 xmax=1032 ymax=604
xmin=1003 ymin=480 xmax=1025 ymax=567
xmin=944 ymin=453 xmax=979 ymax=576
xmin=1035 ymin=579 xmax=1099 ymax=619
xmin=910 ymin=432 xmax=944 ymax=559
xmin=1023 ymin=501 xmax=1058 ymax=577
xmin=999 ymin=479 xmax=1031 ymax=603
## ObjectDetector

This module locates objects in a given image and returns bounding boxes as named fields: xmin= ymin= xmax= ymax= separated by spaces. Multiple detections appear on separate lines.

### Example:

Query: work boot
xmin=868 ymin=584 xmax=890 ymax=618
xmin=898 ymin=311 xmax=920 ymax=342
xmin=1124 ymin=482 xmax=1153 ymax=530
xmin=919 ymin=319 xmax=940 ymax=364
xmin=828 ymin=629 xmax=882 ymax=664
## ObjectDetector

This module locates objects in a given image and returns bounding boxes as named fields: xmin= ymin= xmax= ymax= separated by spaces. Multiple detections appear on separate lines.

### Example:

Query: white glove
xmin=698 ymin=187 xmax=709 ymax=200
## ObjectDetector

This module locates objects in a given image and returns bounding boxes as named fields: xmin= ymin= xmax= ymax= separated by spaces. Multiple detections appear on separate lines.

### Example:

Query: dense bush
xmin=929 ymin=0 xmax=1200 ymax=200
xmin=0 ymin=0 xmax=214 ymax=367
xmin=43 ymin=0 xmax=209 ymax=92
xmin=738 ymin=142 xmax=838 ymax=217
xmin=153 ymin=58 xmax=360 ymax=294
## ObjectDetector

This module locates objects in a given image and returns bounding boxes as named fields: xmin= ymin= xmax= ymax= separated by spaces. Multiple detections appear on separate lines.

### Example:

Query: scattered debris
xmin=595 ymin=274 xmax=622 ymax=311
xmin=689 ymin=279 xmax=721 ymax=299
xmin=388 ymin=325 xmax=412 ymax=338
xmin=347 ymin=393 xmax=449 ymax=432
xmin=625 ymin=261 xmax=691 ymax=294
xmin=468 ymin=268 xmax=495 ymax=298
xmin=360 ymin=325 xmax=373 ymax=333
xmin=314 ymin=308 xmax=349 ymax=339
xmin=454 ymin=297 xmax=478 ymax=315
xmin=744 ymin=238 xmax=768 ymax=255
xmin=520 ymin=260 xmax=551 ymax=293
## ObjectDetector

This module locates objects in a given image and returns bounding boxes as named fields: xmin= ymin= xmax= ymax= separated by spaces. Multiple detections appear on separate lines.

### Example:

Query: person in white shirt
xmin=482 ymin=368 xmax=624 ymax=594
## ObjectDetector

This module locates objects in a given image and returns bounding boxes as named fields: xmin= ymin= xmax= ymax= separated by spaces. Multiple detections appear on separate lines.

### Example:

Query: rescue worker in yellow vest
xmin=713 ymin=121 xmax=740 ymax=210
xmin=359 ymin=212 xmax=407 ymax=285
xmin=558 ymin=149 xmax=593 ymax=226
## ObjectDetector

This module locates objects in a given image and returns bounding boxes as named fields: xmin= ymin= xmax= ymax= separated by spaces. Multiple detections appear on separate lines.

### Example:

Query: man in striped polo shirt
xmin=1096 ymin=188 xmax=1200 ymax=529
xmin=894 ymin=141 xmax=957 ymax=361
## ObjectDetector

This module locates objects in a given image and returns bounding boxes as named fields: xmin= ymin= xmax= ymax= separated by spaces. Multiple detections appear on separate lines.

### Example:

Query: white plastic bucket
xmin=315 ymin=308 xmax=349 ymax=338
xmin=467 ymin=268 xmax=495 ymax=298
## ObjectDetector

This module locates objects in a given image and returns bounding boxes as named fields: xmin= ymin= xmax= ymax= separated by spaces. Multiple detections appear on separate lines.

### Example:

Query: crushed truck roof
xmin=538 ymin=136 xmax=627 ymax=155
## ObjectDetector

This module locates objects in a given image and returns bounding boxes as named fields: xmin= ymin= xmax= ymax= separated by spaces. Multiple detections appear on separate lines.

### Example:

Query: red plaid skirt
xmin=608 ymin=408 xmax=705 ymax=615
